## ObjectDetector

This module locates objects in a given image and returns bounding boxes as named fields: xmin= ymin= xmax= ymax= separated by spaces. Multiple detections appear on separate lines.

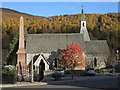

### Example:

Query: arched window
xmin=83 ymin=22 xmax=84 ymax=27
xmin=94 ymin=58 xmax=97 ymax=67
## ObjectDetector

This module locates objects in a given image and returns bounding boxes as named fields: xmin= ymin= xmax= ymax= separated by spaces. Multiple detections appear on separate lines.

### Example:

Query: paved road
xmin=14 ymin=75 xmax=119 ymax=90
xmin=42 ymin=75 xmax=119 ymax=82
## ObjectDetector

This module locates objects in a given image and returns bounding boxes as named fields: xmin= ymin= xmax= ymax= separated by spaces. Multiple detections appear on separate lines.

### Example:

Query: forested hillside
xmin=1 ymin=8 xmax=120 ymax=65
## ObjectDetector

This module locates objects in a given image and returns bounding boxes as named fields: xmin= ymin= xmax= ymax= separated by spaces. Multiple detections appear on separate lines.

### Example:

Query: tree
xmin=6 ymin=29 xmax=28 ymax=65
xmin=107 ymin=49 xmax=118 ymax=66
xmin=6 ymin=30 xmax=19 ymax=65
xmin=58 ymin=42 xmax=85 ymax=70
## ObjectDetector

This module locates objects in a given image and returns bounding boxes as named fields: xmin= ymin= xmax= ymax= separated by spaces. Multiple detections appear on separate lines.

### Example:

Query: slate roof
xmin=85 ymin=40 xmax=110 ymax=55
xmin=26 ymin=33 xmax=85 ymax=53
xmin=26 ymin=34 xmax=110 ymax=55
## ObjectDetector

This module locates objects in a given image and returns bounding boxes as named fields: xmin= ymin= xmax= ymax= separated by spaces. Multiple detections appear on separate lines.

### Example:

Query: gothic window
xmin=83 ymin=22 xmax=84 ymax=27
xmin=94 ymin=58 xmax=97 ymax=67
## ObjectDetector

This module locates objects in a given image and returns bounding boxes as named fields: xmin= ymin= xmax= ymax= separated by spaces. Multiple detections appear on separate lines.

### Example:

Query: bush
xmin=2 ymin=65 xmax=17 ymax=84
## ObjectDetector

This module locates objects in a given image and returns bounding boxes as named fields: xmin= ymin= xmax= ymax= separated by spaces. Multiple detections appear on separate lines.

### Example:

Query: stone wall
xmin=85 ymin=54 xmax=109 ymax=69
xmin=27 ymin=52 xmax=109 ymax=71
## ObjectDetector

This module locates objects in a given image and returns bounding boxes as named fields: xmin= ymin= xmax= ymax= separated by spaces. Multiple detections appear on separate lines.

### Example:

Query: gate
xmin=16 ymin=66 xmax=31 ymax=82
xmin=16 ymin=59 xmax=46 ymax=82
xmin=16 ymin=66 xmax=45 ymax=82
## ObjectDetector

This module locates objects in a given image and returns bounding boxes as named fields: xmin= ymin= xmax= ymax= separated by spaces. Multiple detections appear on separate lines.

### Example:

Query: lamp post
xmin=116 ymin=50 xmax=119 ymax=62
xmin=116 ymin=50 xmax=119 ymax=73
xmin=31 ymin=55 xmax=34 ymax=83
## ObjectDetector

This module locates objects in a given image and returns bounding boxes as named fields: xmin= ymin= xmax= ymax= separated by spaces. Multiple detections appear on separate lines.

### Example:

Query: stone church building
xmin=25 ymin=9 xmax=110 ymax=71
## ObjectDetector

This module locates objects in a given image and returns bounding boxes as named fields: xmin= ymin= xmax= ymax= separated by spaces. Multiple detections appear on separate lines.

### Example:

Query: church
xmin=17 ymin=9 xmax=110 ymax=72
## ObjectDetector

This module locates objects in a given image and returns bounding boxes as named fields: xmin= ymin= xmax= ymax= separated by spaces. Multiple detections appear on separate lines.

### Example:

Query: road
xmin=18 ymin=75 xmax=119 ymax=90
xmin=2 ymin=75 xmax=119 ymax=90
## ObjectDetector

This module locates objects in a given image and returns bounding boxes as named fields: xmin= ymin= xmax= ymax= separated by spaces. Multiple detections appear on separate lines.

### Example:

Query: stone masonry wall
xmin=85 ymin=54 xmax=109 ymax=69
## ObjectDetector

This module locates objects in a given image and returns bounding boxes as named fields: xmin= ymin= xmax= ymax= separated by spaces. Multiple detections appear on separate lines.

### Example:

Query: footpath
xmin=1 ymin=73 xmax=119 ymax=88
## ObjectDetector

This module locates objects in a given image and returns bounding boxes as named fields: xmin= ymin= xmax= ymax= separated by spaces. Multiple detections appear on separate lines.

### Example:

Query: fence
xmin=95 ymin=68 xmax=116 ymax=74
xmin=16 ymin=66 xmax=31 ymax=82
xmin=64 ymin=68 xmax=118 ymax=75
xmin=16 ymin=66 xmax=50 ymax=82
xmin=65 ymin=70 xmax=85 ymax=75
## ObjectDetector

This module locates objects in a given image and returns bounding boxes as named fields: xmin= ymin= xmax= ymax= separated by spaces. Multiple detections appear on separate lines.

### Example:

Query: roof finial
xmin=82 ymin=5 xmax=83 ymax=9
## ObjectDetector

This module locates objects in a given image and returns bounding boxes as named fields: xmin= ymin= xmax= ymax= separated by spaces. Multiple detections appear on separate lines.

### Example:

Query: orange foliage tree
xmin=58 ymin=42 xmax=86 ymax=70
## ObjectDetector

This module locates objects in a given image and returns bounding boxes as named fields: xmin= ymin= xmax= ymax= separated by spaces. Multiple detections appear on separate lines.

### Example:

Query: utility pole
xmin=31 ymin=55 xmax=34 ymax=83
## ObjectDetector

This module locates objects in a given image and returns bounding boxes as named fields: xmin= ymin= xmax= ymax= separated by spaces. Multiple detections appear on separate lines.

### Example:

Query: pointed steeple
xmin=81 ymin=9 xmax=86 ymax=21
xmin=80 ymin=9 xmax=90 ymax=41
xmin=82 ymin=9 xmax=84 ymax=13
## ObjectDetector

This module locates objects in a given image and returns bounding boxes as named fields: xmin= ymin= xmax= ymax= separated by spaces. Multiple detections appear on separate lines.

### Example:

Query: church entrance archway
xmin=39 ymin=59 xmax=45 ymax=81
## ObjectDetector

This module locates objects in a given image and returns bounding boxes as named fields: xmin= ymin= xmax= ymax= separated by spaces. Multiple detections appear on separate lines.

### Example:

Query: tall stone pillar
xmin=16 ymin=16 xmax=26 ymax=67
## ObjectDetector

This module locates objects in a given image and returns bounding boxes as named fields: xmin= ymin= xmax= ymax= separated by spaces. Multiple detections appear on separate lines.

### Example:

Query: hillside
xmin=1 ymin=8 xmax=120 ymax=64
xmin=1 ymin=8 xmax=44 ymax=18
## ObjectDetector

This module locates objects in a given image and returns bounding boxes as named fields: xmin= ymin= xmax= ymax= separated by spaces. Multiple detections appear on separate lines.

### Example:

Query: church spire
xmin=81 ymin=9 xmax=86 ymax=21
xmin=80 ymin=9 xmax=90 ymax=41
xmin=82 ymin=9 xmax=84 ymax=13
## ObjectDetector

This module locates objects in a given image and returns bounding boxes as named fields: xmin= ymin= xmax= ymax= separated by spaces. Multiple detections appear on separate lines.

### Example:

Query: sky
xmin=1 ymin=0 xmax=120 ymax=2
xmin=2 ymin=2 xmax=119 ymax=17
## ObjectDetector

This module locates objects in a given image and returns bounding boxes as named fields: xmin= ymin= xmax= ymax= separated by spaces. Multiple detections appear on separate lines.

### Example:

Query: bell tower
xmin=80 ymin=9 xmax=90 ymax=41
